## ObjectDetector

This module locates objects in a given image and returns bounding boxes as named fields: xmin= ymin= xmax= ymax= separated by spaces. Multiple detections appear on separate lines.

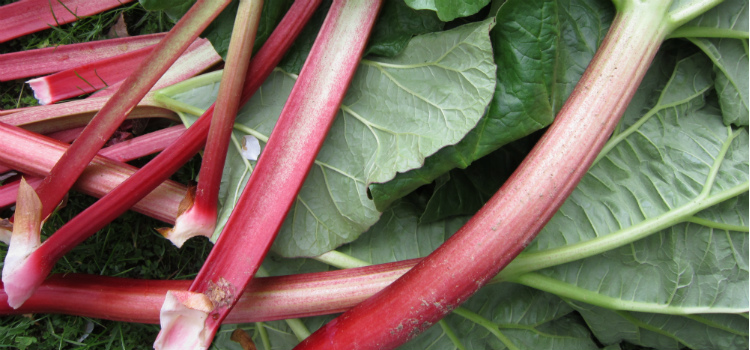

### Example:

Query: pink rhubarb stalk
xmin=0 ymin=125 xmax=188 ymax=214
xmin=0 ymin=0 xmax=136 ymax=43
xmin=157 ymin=0 xmax=264 ymax=247
xmin=0 ymin=33 xmax=165 ymax=81
xmin=0 ymin=93 xmax=177 ymax=134
xmin=92 ymin=39 xmax=221 ymax=98
xmin=154 ymin=1 xmax=383 ymax=348
xmin=0 ymin=0 xmax=320 ymax=310
xmin=294 ymin=2 xmax=676 ymax=349
xmin=0 ymin=122 xmax=187 ymax=234
xmin=0 ymin=260 xmax=417 ymax=324
xmin=26 ymin=0 xmax=229 ymax=226
xmin=27 ymin=38 xmax=220 ymax=105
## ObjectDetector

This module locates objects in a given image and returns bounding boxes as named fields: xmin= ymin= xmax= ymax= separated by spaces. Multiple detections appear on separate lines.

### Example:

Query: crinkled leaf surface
xmin=165 ymin=19 xmax=496 ymax=257
xmin=370 ymin=0 xmax=615 ymax=210
xmin=688 ymin=37 xmax=749 ymax=127
xmin=569 ymin=302 xmax=748 ymax=350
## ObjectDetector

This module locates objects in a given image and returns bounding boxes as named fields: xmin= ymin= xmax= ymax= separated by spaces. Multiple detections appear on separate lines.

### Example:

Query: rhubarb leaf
xmin=369 ymin=0 xmax=615 ymax=210
xmin=366 ymin=0 xmax=445 ymax=57
xmin=569 ymin=302 xmax=749 ymax=350
xmin=688 ymin=37 xmax=749 ymax=127
xmin=400 ymin=284 xmax=603 ymax=350
xmin=403 ymin=0 xmax=491 ymax=21
xmin=166 ymin=19 xmax=496 ymax=257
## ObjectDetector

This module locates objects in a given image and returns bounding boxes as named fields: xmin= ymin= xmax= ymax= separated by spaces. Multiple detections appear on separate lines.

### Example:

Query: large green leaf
xmin=569 ymin=302 xmax=749 ymax=350
xmin=369 ymin=0 xmax=615 ymax=210
xmin=399 ymin=284 xmax=605 ymax=350
xmin=163 ymin=19 xmax=496 ymax=257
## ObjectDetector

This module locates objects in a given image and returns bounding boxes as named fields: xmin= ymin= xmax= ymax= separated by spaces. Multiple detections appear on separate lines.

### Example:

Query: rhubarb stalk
xmin=2 ymin=0 xmax=230 ymax=309
xmin=293 ymin=0 xmax=717 ymax=349
xmin=154 ymin=0 xmax=383 ymax=348
xmin=0 ymin=125 xmax=188 ymax=216
xmin=0 ymin=33 xmax=165 ymax=81
xmin=27 ymin=38 xmax=220 ymax=105
xmin=157 ymin=0 xmax=264 ymax=248
xmin=0 ymin=0 xmax=136 ymax=43
xmin=27 ymin=0 xmax=229 ymax=224
xmin=0 ymin=0 xmax=321 ymax=309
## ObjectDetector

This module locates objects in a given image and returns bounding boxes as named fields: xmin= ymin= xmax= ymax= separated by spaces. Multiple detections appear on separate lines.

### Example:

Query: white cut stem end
xmin=154 ymin=290 xmax=215 ymax=350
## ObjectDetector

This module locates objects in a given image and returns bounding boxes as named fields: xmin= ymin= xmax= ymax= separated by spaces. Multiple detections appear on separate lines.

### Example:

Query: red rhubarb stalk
xmin=0 ymin=125 xmax=188 ymax=214
xmin=25 ymin=0 xmax=229 ymax=224
xmin=92 ymin=39 xmax=221 ymax=98
xmin=158 ymin=0 xmax=264 ymax=247
xmin=27 ymin=38 xmax=220 ymax=105
xmin=0 ymin=33 xmax=165 ymax=81
xmin=154 ymin=0 xmax=383 ymax=348
xmin=0 ymin=122 xmax=187 ymax=235
xmin=0 ymin=0 xmax=137 ymax=43
xmin=294 ymin=1 xmax=682 ymax=349
xmin=0 ymin=260 xmax=417 ymax=324
xmin=0 ymin=0 xmax=320 ymax=309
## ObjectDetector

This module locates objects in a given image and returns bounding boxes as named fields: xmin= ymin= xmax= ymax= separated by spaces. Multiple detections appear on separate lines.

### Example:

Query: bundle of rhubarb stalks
xmin=0 ymin=0 xmax=747 ymax=349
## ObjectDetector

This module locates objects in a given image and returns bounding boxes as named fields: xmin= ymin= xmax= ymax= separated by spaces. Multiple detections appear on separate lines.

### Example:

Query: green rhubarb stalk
xmin=154 ymin=0 xmax=383 ymax=348
xmin=157 ymin=0 xmax=264 ymax=248
xmin=293 ymin=0 xmax=723 ymax=349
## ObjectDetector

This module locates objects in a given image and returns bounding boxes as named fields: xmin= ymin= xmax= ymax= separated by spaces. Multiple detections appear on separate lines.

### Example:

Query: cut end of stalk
xmin=155 ymin=187 xmax=214 ymax=248
xmin=2 ymin=178 xmax=43 ymax=308
xmin=26 ymin=78 xmax=53 ymax=105
xmin=154 ymin=290 xmax=214 ymax=350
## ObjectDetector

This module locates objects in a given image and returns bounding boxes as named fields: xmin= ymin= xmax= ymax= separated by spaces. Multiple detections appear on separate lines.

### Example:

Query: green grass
xmin=0 ymin=2 xmax=214 ymax=349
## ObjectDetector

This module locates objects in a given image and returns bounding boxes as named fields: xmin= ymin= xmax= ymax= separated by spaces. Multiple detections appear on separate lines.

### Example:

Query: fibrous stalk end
xmin=26 ymin=77 xmax=53 ymax=105
xmin=155 ymin=187 xmax=215 ymax=247
xmin=154 ymin=290 xmax=215 ymax=350
xmin=2 ymin=178 xmax=44 ymax=308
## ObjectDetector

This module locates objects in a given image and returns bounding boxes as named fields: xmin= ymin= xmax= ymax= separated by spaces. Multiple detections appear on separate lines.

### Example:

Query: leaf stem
xmin=515 ymin=273 xmax=748 ymax=314
xmin=451 ymin=307 xmax=520 ymax=350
